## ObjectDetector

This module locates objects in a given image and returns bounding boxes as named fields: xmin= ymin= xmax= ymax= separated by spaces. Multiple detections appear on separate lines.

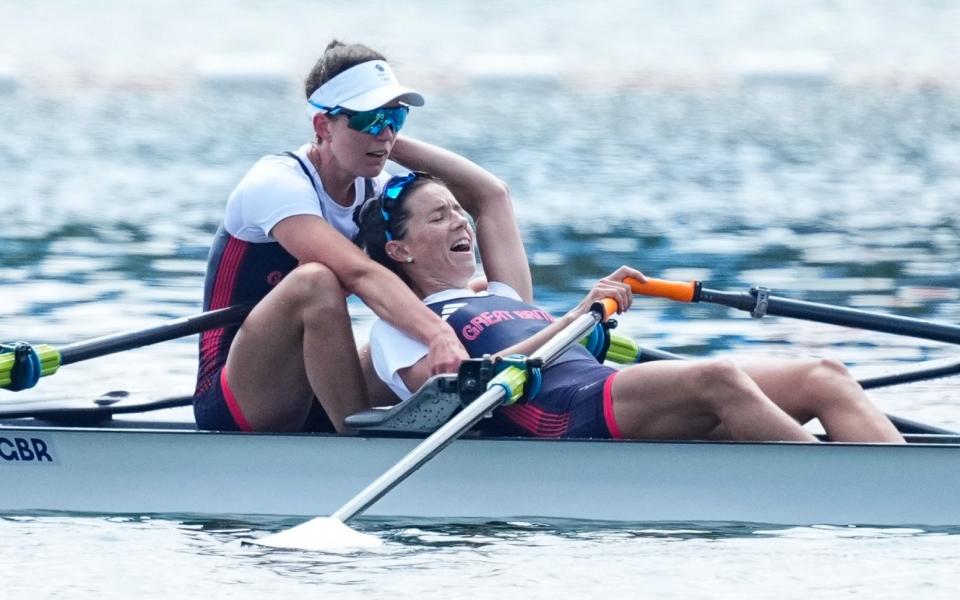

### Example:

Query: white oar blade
xmin=255 ymin=517 xmax=383 ymax=551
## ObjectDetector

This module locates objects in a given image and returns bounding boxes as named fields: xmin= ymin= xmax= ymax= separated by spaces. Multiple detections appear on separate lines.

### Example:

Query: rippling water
xmin=3 ymin=516 xmax=960 ymax=598
xmin=2 ymin=1 xmax=960 ymax=597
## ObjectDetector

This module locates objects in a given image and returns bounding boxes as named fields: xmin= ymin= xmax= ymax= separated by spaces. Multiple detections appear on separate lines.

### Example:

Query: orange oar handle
xmin=624 ymin=277 xmax=698 ymax=303
xmin=599 ymin=298 xmax=620 ymax=319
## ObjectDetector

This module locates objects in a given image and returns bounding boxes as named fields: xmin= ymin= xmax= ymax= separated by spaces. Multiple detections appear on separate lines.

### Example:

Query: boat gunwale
xmin=3 ymin=420 xmax=960 ymax=448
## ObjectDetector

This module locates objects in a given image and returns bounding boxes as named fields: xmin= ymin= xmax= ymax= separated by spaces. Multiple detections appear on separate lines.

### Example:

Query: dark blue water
xmin=2 ymin=1 xmax=960 ymax=597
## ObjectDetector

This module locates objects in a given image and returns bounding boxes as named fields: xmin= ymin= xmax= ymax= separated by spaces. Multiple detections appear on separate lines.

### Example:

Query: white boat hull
xmin=3 ymin=422 xmax=959 ymax=526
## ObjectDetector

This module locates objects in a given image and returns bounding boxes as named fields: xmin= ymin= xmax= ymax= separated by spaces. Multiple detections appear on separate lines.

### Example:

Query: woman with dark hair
xmin=192 ymin=41 xmax=468 ymax=433
xmin=354 ymin=148 xmax=905 ymax=443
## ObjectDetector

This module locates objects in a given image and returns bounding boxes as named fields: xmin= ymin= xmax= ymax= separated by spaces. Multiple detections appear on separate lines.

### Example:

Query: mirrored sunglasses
xmin=309 ymin=102 xmax=409 ymax=136
xmin=380 ymin=172 xmax=418 ymax=241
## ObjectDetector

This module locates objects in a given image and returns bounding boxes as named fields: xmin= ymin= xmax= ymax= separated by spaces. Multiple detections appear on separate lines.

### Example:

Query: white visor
xmin=307 ymin=60 xmax=424 ymax=116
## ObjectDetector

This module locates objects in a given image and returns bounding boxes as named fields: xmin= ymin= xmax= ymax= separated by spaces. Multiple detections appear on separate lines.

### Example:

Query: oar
xmin=857 ymin=355 xmax=960 ymax=390
xmin=617 ymin=277 xmax=960 ymax=435
xmin=255 ymin=300 xmax=619 ymax=551
xmin=1 ymin=303 xmax=253 ymax=390
xmin=623 ymin=277 xmax=960 ymax=345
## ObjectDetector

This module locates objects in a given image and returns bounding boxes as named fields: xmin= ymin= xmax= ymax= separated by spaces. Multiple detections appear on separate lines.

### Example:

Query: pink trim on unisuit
xmin=602 ymin=371 xmax=624 ymax=439
xmin=221 ymin=368 xmax=253 ymax=432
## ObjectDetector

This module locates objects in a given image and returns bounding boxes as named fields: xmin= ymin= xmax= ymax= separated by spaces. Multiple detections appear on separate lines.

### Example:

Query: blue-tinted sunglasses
xmin=380 ymin=172 xmax=418 ymax=241
xmin=309 ymin=102 xmax=409 ymax=136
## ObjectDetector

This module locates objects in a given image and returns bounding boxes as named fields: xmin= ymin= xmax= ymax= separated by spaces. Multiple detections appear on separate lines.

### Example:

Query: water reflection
xmin=1 ymin=82 xmax=958 ymax=421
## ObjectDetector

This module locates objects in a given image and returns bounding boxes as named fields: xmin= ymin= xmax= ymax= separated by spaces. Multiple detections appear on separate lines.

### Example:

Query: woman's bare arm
xmin=395 ymin=266 xmax=647 ymax=391
xmin=493 ymin=266 xmax=647 ymax=358
xmin=390 ymin=137 xmax=533 ymax=302
xmin=272 ymin=214 xmax=467 ymax=375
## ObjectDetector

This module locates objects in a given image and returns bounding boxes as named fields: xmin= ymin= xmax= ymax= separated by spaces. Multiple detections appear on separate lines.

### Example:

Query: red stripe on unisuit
xmin=221 ymin=368 xmax=253 ymax=432
xmin=211 ymin=236 xmax=248 ymax=310
xmin=501 ymin=405 xmax=548 ymax=431
xmin=199 ymin=236 xmax=249 ymax=377
xmin=501 ymin=404 xmax=570 ymax=438
xmin=602 ymin=371 xmax=624 ymax=439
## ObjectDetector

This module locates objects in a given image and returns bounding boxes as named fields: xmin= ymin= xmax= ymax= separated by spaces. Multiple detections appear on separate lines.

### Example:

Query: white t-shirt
xmin=224 ymin=143 xmax=391 ymax=241
xmin=370 ymin=282 xmax=523 ymax=399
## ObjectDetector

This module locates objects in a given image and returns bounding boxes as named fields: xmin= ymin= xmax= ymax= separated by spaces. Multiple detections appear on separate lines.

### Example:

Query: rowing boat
xmin=4 ymin=285 xmax=960 ymax=535
xmin=2 ymin=392 xmax=959 ymax=527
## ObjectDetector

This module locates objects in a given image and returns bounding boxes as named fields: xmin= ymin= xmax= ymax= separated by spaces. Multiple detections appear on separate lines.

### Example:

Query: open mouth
xmin=449 ymin=238 xmax=472 ymax=253
xmin=367 ymin=150 xmax=388 ymax=158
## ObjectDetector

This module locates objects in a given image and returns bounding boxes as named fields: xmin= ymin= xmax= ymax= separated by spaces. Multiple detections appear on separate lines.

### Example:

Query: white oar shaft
xmin=332 ymin=382 xmax=504 ymax=522
xmin=331 ymin=310 xmax=602 ymax=523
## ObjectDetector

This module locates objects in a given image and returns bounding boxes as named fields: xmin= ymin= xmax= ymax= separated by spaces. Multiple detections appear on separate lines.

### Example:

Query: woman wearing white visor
xmin=193 ymin=40 xmax=469 ymax=433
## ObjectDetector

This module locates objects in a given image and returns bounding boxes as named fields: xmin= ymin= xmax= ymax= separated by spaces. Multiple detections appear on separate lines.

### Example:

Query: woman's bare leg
xmin=610 ymin=359 xmax=817 ymax=442
xmin=739 ymin=358 xmax=905 ymax=443
xmin=224 ymin=263 xmax=368 ymax=432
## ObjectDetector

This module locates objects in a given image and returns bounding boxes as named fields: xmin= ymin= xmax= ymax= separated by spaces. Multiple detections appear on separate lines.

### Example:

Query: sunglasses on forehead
xmin=380 ymin=172 xmax=419 ymax=241
xmin=309 ymin=102 xmax=409 ymax=136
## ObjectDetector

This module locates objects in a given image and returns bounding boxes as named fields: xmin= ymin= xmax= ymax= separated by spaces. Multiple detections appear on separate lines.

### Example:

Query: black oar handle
xmin=699 ymin=287 xmax=960 ymax=346
xmin=628 ymin=277 xmax=960 ymax=345
xmin=59 ymin=303 xmax=254 ymax=366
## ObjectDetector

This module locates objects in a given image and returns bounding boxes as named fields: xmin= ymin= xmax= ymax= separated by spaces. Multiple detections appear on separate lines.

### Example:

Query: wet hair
xmin=304 ymin=40 xmax=387 ymax=99
xmin=353 ymin=172 xmax=446 ymax=282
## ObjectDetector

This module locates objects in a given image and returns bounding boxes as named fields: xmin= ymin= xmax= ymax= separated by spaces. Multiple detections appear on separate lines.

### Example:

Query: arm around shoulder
xmin=272 ymin=213 xmax=466 ymax=375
